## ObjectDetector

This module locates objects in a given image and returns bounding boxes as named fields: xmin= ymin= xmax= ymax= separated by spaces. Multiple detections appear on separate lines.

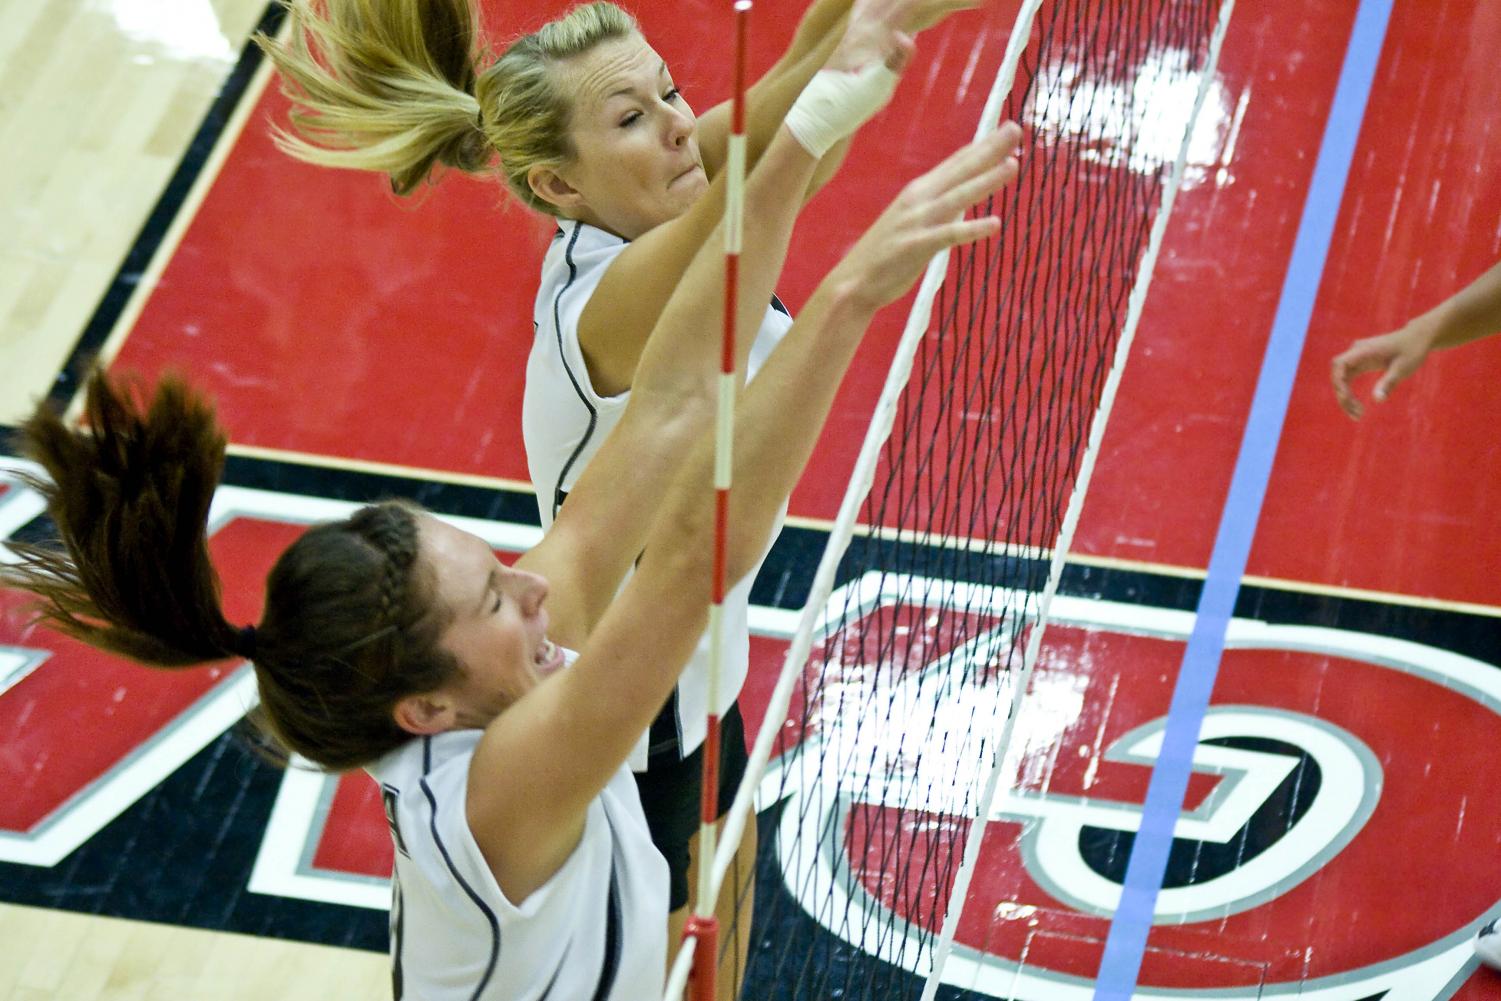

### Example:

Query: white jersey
xmin=367 ymin=708 xmax=669 ymax=1001
xmin=523 ymin=219 xmax=792 ymax=770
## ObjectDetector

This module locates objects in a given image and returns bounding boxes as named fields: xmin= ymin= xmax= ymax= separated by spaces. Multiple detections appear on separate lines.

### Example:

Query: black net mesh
xmin=730 ymin=1 xmax=1228 ymax=998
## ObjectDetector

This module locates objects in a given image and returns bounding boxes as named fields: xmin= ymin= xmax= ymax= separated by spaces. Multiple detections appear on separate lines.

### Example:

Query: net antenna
xmin=663 ymin=3 xmax=751 ymax=1000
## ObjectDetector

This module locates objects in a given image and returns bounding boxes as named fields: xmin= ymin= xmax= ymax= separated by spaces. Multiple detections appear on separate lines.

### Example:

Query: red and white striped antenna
xmin=667 ymin=3 xmax=751 ymax=1000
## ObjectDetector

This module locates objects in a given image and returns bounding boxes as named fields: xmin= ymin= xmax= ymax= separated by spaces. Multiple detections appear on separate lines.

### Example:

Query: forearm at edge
xmin=1424 ymin=260 xmax=1501 ymax=351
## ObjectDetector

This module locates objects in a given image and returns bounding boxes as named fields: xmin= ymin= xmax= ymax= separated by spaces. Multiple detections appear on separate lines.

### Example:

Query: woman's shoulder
xmin=540 ymin=221 xmax=630 ymax=282
xmin=366 ymin=729 xmax=482 ymax=790
xmin=534 ymin=220 xmax=633 ymax=333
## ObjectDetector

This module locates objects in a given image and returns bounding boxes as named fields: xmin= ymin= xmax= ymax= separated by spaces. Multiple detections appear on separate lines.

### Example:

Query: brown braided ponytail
xmin=5 ymin=371 xmax=248 ymax=665
xmin=3 ymin=371 xmax=461 ymax=771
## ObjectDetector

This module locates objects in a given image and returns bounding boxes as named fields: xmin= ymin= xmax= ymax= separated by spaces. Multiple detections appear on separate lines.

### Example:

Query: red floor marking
xmin=739 ymin=632 xmax=793 ymax=749
xmin=1251 ymin=0 xmax=1501 ymax=606
xmin=313 ymin=771 xmax=392 ymax=878
xmin=1074 ymin=0 xmax=1358 ymax=571
xmin=0 ymin=591 xmax=230 ymax=833
xmin=1455 ymin=971 xmax=1501 ymax=999
xmin=1076 ymin=0 xmax=1501 ymax=607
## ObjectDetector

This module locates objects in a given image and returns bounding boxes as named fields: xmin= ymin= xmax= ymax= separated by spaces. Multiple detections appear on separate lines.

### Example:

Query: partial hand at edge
xmin=901 ymin=0 xmax=983 ymax=33
xmin=1329 ymin=322 xmax=1434 ymax=420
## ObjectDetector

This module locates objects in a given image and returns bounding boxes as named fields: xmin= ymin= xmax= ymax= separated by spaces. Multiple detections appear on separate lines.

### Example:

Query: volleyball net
xmin=669 ymin=0 xmax=1234 ymax=997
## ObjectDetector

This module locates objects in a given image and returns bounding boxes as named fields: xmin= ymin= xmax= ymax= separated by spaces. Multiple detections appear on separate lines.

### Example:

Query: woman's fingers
xmin=909 ymin=124 xmax=1023 ymax=204
xmin=884 ymin=30 xmax=916 ymax=73
xmin=1372 ymin=353 xmax=1421 ymax=403
xmin=1329 ymin=353 xmax=1366 ymax=419
xmin=902 ymin=126 xmax=1023 ymax=255
xmin=935 ymin=214 xmax=1002 ymax=250
xmin=928 ymin=156 xmax=1019 ymax=221
xmin=1332 ymin=340 xmax=1398 ymax=420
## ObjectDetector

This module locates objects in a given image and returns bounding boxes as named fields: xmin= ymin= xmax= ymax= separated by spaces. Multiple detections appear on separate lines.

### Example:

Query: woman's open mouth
xmin=534 ymin=638 xmax=563 ymax=673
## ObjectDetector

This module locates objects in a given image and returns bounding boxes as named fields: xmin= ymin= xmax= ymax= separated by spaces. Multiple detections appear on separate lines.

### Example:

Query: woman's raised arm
xmin=695 ymin=0 xmax=982 ymax=200
xmin=524 ymin=119 xmax=824 ymax=637
xmin=478 ymin=125 xmax=1024 ymax=882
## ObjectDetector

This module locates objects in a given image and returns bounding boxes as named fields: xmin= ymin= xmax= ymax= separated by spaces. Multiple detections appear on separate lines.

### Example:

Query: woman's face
xmin=538 ymin=33 xmax=707 ymax=238
xmin=412 ymin=515 xmax=563 ymax=730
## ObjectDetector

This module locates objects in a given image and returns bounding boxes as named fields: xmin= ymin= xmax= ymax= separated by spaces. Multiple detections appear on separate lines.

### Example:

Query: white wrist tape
xmin=784 ymin=63 xmax=900 ymax=158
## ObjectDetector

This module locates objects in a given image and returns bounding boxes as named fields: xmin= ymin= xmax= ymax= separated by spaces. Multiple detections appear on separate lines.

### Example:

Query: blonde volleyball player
xmin=3 ymin=125 xmax=1023 ymax=1000
xmin=258 ymin=0 xmax=980 ymax=980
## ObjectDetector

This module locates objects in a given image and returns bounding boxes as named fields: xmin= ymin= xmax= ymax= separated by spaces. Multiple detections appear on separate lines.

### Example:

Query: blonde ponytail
xmin=257 ymin=0 xmax=491 ymax=195
xmin=259 ymin=1 xmax=641 ymax=209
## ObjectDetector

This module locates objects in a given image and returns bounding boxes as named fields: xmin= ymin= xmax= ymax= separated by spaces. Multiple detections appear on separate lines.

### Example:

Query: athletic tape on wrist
xmin=784 ymin=63 xmax=899 ymax=159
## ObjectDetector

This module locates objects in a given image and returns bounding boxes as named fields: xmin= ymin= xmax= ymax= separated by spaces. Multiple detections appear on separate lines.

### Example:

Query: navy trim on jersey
xmin=551 ymin=221 xmax=598 ymax=519
xmin=771 ymin=292 xmax=791 ymax=317
xmin=391 ymin=882 xmax=406 ymax=1000
xmin=418 ymin=737 xmax=502 ymax=1001
xmin=589 ymin=815 xmax=625 ymax=1001
xmin=647 ymin=685 xmax=684 ymax=760
xmin=382 ymin=783 xmax=410 ymax=858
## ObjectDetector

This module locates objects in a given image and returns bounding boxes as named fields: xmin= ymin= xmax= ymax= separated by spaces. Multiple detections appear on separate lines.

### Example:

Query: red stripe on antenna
xmin=688 ymin=6 xmax=749 ymax=1000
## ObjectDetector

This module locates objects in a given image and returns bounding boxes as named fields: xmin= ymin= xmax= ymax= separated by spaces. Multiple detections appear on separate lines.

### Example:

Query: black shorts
xmin=632 ymin=698 xmax=750 ymax=912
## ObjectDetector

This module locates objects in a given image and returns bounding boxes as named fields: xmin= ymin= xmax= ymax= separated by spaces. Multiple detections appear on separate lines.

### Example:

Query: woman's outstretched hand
xmin=828 ymin=0 xmax=936 ymax=73
xmin=1330 ymin=322 xmax=1435 ymax=420
xmin=837 ymin=122 xmax=1023 ymax=312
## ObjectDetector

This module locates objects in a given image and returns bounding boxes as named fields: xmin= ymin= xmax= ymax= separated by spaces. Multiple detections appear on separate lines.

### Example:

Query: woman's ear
xmin=527 ymin=164 xmax=584 ymax=213
xmin=393 ymin=692 xmax=457 ymax=736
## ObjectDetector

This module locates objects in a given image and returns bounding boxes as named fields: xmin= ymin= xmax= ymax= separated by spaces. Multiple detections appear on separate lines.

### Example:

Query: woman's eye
xmin=619 ymin=111 xmax=641 ymax=128
xmin=664 ymin=87 xmax=680 ymax=102
xmin=491 ymin=593 xmax=503 ymax=614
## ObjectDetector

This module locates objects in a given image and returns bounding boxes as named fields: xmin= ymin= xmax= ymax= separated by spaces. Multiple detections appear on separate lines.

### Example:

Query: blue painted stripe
xmin=1091 ymin=2 xmax=1394 ymax=998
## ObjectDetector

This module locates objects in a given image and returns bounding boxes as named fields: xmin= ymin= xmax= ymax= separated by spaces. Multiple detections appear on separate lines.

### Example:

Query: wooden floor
xmin=0 ymin=903 xmax=387 ymax=1001
xmin=0 ymin=0 xmax=267 ymax=424
xmin=0 ymin=1 xmax=391 ymax=995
